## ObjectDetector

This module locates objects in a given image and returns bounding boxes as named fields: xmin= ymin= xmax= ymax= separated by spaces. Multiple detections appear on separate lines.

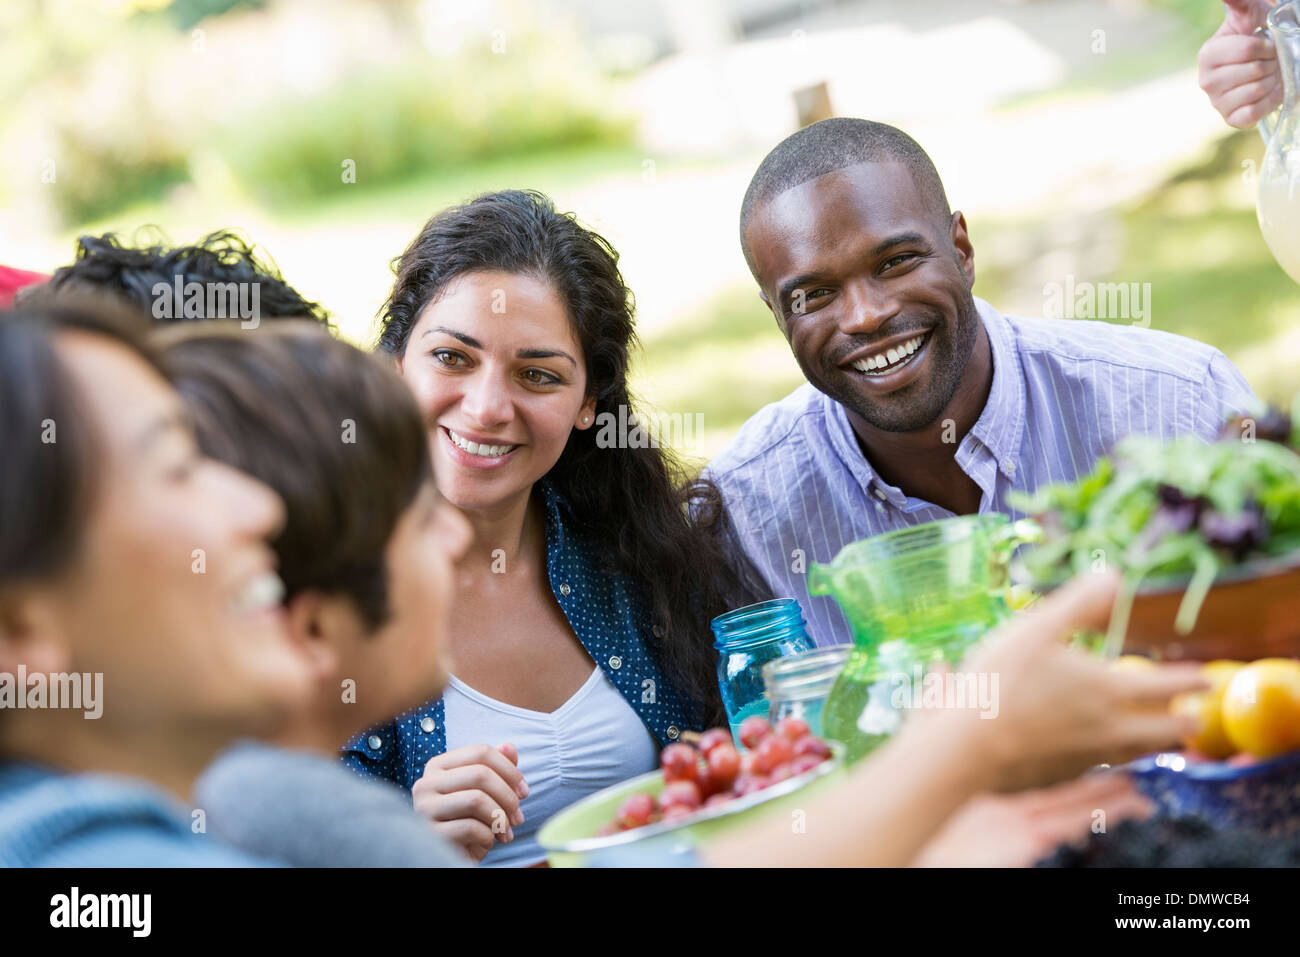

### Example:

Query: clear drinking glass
xmin=762 ymin=645 xmax=851 ymax=739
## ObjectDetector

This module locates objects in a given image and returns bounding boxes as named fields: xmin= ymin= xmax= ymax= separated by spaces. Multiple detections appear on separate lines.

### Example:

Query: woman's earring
xmin=582 ymin=415 xmax=591 ymax=425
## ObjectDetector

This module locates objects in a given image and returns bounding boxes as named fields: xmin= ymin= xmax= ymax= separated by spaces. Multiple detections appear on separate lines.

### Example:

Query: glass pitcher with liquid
xmin=1257 ymin=1 xmax=1300 ymax=283
xmin=808 ymin=514 xmax=1041 ymax=762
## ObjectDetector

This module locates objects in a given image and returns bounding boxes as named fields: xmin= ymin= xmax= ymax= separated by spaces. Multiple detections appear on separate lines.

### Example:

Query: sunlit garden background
xmin=3 ymin=0 xmax=1296 ymax=466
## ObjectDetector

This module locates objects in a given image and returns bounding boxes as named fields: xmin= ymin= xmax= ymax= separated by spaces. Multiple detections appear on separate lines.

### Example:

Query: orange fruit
xmin=1202 ymin=660 xmax=1246 ymax=687
xmin=1170 ymin=660 xmax=1244 ymax=759
xmin=1221 ymin=658 xmax=1300 ymax=759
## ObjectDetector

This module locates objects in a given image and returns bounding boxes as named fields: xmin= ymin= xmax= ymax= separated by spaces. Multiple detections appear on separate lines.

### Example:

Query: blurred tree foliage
xmin=1 ymin=0 xmax=631 ymax=225
xmin=166 ymin=0 xmax=268 ymax=30
xmin=220 ymin=21 xmax=632 ymax=207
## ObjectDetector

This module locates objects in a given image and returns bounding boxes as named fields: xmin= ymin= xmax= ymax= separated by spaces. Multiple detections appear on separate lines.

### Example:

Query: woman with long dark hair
xmin=345 ymin=189 xmax=766 ymax=865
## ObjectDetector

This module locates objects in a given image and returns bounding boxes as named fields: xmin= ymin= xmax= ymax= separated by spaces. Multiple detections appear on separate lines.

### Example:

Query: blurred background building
xmin=1 ymin=0 xmax=1293 ymax=461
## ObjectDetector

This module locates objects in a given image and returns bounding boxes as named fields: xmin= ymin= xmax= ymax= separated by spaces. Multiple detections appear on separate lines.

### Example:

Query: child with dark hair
xmin=158 ymin=321 xmax=476 ymax=867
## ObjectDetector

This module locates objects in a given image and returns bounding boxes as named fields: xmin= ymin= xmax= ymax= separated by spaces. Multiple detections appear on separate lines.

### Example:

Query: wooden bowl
xmin=1121 ymin=552 xmax=1300 ymax=661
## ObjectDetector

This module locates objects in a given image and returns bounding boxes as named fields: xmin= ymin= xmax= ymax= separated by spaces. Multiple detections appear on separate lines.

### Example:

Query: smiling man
xmin=707 ymin=118 xmax=1257 ymax=646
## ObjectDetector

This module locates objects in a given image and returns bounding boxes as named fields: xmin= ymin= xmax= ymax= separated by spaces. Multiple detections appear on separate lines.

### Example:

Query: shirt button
xmin=873 ymin=487 xmax=888 ymax=501
xmin=559 ymin=582 xmax=571 ymax=596
xmin=419 ymin=716 xmax=436 ymax=733
xmin=367 ymin=735 xmax=383 ymax=750
xmin=1004 ymin=461 xmax=1017 ymax=475
xmin=609 ymin=655 xmax=623 ymax=670
xmin=666 ymin=726 xmax=680 ymax=740
xmin=652 ymin=625 xmax=664 ymax=639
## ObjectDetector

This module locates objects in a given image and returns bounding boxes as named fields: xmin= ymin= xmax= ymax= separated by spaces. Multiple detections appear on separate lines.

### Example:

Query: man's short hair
xmin=43 ymin=229 xmax=331 ymax=326
xmin=739 ymin=118 xmax=952 ymax=275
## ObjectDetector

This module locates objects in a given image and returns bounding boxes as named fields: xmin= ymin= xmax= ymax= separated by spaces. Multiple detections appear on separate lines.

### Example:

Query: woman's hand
xmin=411 ymin=742 xmax=530 ymax=862
xmin=939 ymin=570 xmax=1207 ymax=793
xmin=1199 ymin=1 xmax=1283 ymax=128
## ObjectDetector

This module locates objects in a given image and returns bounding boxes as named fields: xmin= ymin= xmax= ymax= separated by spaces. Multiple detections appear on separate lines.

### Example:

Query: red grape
xmin=660 ymin=743 xmax=699 ymax=783
xmin=696 ymin=761 xmax=722 ymax=799
xmin=706 ymin=744 xmax=741 ymax=790
xmin=738 ymin=715 xmax=773 ymax=750
xmin=776 ymin=717 xmax=811 ymax=741
xmin=661 ymin=805 xmax=694 ymax=823
xmin=792 ymin=735 xmax=832 ymax=760
xmin=704 ymin=793 xmax=733 ymax=809
xmin=768 ymin=763 xmax=795 ymax=785
xmin=789 ymin=754 xmax=825 ymax=776
xmin=733 ymin=773 xmax=768 ymax=797
xmin=660 ymin=780 xmax=702 ymax=811
xmin=739 ymin=749 xmax=759 ymax=776
xmin=615 ymin=792 xmax=657 ymax=830
xmin=754 ymin=734 xmax=795 ymax=774
xmin=696 ymin=728 xmax=732 ymax=756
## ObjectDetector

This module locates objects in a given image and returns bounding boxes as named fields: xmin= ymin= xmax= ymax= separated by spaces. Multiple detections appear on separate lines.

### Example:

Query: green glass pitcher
xmin=809 ymin=514 xmax=1041 ymax=761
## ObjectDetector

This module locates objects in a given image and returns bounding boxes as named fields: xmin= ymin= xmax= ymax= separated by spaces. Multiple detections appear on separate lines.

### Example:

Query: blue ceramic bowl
xmin=1129 ymin=749 xmax=1300 ymax=836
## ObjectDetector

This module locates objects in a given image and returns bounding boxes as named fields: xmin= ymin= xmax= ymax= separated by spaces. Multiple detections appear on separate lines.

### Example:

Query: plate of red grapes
xmin=536 ymin=716 xmax=845 ymax=866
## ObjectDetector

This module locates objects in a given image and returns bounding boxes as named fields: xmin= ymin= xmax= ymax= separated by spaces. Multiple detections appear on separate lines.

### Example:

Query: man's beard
xmin=832 ymin=294 xmax=981 ymax=434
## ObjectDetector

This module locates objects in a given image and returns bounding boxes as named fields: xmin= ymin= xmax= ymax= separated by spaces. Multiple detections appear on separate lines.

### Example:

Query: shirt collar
xmin=967 ymin=298 xmax=1027 ymax=480
xmin=538 ymin=477 xmax=573 ymax=548
xmin=825 ymin=388 xmax=879 ymax=494
xmin=823 ymin=296 xmax=1027 ymax=493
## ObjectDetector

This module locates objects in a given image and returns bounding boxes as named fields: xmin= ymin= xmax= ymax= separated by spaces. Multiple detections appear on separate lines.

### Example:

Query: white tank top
xmin=442 ymin=667 xmax=658 ymax=867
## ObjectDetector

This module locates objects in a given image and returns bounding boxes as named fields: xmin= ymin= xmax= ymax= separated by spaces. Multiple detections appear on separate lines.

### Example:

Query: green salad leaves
xmin=1010 ymin=395 xmax=1300 ymax=650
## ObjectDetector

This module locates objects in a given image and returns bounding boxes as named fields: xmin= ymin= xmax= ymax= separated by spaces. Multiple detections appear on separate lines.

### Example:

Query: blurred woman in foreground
xmin=0 ymin=297 xmax=308 ymax=865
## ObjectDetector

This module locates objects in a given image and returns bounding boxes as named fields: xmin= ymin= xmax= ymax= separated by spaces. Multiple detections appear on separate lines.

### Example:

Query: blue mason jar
xmin=711 ymin=598 xmax=815 ymax=746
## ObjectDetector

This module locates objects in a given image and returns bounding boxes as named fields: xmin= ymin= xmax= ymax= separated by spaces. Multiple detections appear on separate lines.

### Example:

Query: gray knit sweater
xmin=194 ymin=741 xmax=470 ymax=868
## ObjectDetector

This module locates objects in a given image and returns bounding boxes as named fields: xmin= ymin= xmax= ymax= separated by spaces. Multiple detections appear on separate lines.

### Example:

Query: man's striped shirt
xmin=706 ymin=297 xmax=1258 ymax=647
